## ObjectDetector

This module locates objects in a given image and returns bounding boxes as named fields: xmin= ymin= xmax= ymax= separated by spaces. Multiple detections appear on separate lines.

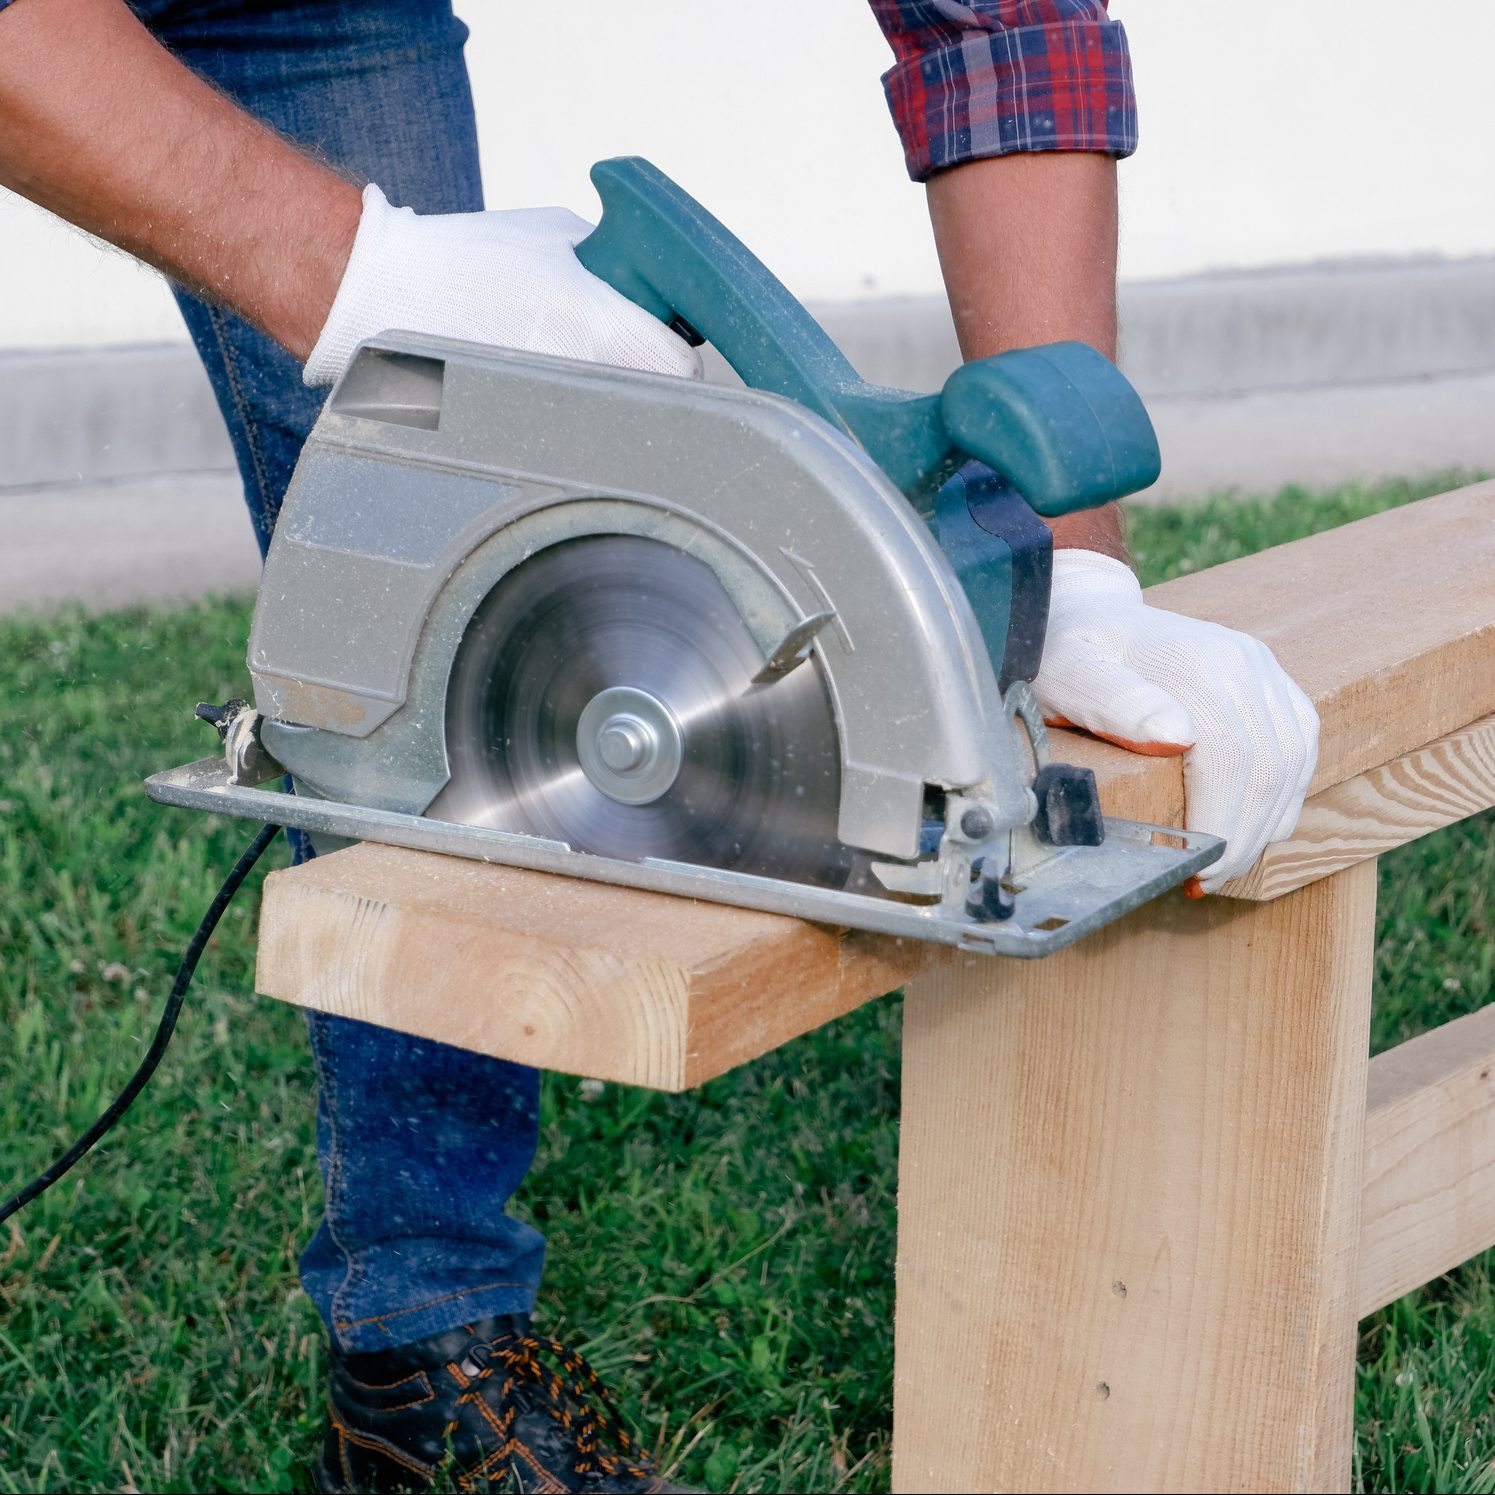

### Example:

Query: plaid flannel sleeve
xmin=869 ymin=1 xmax=1137 ymax=181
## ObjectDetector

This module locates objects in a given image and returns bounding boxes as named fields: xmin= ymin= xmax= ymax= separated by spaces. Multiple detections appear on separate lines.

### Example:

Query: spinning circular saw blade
xmin=432 ymin=534 xmax=854 ymax=888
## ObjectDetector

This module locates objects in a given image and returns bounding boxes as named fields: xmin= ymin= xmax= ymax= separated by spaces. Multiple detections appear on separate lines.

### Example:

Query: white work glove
xmin=304 ymin=184 xmax=702 ymax=386
xmin=1033 ymin=550 xmax=1319 ymax=892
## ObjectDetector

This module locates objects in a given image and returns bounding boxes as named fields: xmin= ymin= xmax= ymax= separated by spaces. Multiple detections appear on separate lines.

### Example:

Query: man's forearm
xmin=0 ymin=0 xmax=359 ymax=358
xmin=927 ymin=152 xmax=1127 ymax=559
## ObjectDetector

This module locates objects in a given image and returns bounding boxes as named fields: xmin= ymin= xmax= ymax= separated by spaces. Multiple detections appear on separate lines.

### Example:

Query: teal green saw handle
xmin=574 ymin=157 xmax=1160 ymax=516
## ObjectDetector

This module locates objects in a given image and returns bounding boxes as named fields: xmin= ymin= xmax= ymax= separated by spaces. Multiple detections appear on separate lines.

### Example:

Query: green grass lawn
xmin=0 ymin=472 xmax=1490 ymax=1493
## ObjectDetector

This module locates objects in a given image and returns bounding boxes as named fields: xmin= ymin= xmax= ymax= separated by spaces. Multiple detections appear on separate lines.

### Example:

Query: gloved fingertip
xmin=1184 ymin=875 xmax=1207 ymax=900
xmin=1135 ymin=704 xmax=1197 ymax=751
xmin=1042 ymin=713 xmax=1077 ymax=730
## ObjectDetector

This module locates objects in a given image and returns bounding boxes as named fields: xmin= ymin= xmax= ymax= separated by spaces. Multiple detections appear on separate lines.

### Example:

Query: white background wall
xmin=2 ymin=0 xmax=1492 ymax=351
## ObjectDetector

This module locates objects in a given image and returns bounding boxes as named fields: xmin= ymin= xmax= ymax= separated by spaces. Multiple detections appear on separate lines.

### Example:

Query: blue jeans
xmin=135 ymin=0 xmax=546 ymax=1352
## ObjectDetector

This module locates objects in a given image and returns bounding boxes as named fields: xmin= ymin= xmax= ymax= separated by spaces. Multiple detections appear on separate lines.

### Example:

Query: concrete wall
xmin=9 ymin=256 xmax=1494 ymax=498
xmin=3 ymin=0 xmax=1494 ymax=350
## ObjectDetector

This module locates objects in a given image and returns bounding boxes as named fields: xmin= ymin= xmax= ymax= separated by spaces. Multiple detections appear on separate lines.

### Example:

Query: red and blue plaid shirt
xmin=869 ymin=1 xmax=1136 ymax=180
xmin=0 ymin=0 xmax=1136 ymax=182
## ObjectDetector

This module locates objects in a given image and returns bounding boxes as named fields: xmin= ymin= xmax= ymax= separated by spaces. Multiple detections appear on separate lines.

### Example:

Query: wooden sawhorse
xmin=255 ymin=484 xmax=1495 ymax=1492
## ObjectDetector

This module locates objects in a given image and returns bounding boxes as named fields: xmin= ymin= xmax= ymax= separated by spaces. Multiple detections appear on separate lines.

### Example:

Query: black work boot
xmin=311 ymin=1313 xmax=691 ymax=1493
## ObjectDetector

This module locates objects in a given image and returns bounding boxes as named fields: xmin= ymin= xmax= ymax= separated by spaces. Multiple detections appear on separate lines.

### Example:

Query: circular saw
xmin=147 ymin=157 xmax=1220 ymax=956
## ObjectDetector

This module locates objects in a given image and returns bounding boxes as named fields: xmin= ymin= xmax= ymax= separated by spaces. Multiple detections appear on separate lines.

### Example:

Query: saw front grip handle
xmin=574 ymin=156 xmax=1161 ymax=515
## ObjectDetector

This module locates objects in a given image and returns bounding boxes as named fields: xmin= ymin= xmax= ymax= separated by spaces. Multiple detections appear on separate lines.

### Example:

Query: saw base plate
xmin=147 ymin=757 xmax=1222 ymax=958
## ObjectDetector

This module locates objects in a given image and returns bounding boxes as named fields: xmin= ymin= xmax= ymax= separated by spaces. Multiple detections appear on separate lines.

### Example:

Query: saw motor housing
xmin=253 ymin=334 xmax=1039 ymax=862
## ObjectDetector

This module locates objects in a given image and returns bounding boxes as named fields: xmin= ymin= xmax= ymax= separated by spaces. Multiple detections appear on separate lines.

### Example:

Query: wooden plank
xmin=255 ymin=841 xmax=934 ymax=1091
xmin=253 ymin=484 xmax=1495 ymax=1086
xmin=892 ymin=861 xmax=1377 ymax=1494
xmin=1053 ymin=480 xmax=1495 ymax=826
xmin=1359 ymin=1003 xmax=1495 ymax=1317
xmin=1223 ymin=712 xmax=1495 ymax=900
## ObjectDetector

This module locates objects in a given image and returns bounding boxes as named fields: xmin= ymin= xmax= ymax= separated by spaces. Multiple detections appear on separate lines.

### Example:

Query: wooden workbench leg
xmin=893 ymin=860 xmax=1377 ymax=1494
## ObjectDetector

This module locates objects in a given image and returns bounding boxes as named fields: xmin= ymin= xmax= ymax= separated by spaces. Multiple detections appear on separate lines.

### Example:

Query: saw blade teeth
xmin=429 ymin=534 xmax=853 ymax=889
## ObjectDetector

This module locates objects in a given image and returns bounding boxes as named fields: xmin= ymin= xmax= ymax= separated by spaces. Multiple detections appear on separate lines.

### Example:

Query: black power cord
xmin=0 ymin=822 xmax=282 ymax=1226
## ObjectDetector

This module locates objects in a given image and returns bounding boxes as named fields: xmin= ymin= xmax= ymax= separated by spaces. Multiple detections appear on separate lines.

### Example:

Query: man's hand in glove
xmin=1033 ymin=550 xmax=1320 ymax=892
xmin=303 ymin=186 xmax=701 ymax=387
xmin=927 ymin=155 xmax=1319 ymax=892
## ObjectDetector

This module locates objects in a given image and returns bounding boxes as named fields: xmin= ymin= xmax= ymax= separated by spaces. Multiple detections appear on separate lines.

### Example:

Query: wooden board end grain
xmin=256 ymin=841 xmax=936 ymax=1090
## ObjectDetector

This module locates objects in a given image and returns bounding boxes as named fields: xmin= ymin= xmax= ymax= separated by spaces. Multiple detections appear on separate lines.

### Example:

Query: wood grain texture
xmin=1223 ymin=712 xmax=1495 ymax=900
xmin=892 ymin=862 xmax=1378 ymax=1495
xmin=1052 ymin=480 xmax=1495 ymax=833
xmin=256 ymin=841 xmax=935 ymax=1090
xmin=1359 ymin=1003 xmax=1495 ymax=1317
